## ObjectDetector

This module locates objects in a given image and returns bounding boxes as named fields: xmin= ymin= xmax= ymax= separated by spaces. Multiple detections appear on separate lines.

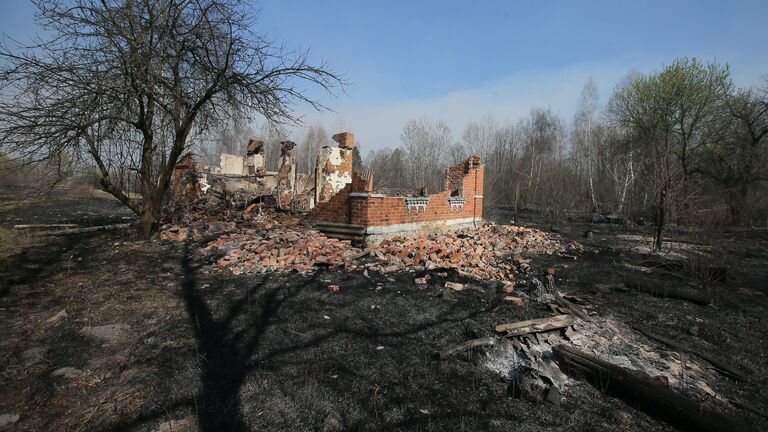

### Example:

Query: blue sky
xmin=2 ymin=0 xmax=767 ymax=151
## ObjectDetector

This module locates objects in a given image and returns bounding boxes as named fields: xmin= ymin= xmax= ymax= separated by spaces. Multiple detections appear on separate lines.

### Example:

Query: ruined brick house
xmin=174 ymin=130 xmax=484 ymax=244
xmin=307 ymin=145 xmax=484 ymax=244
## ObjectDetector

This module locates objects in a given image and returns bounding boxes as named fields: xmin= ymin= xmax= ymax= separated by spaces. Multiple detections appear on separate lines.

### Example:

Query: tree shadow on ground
xmin=0 ymin=232 xmax=103 ymax=298
xmin=105 ymin=242 xmax=503 ymax=431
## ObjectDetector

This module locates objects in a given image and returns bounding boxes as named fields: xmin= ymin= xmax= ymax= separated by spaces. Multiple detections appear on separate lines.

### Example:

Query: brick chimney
xmin=246 ymin=139 xmax=264 ymax=155
xmin=332 ymin=132 xmax=355 ymax=150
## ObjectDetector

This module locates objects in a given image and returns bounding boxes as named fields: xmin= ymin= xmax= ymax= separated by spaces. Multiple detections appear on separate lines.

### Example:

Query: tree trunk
xmin=654 ymin=185 xmax=667 ymax=252
xmin=139 ymin=196 xmax=162 ymax=239
xmin=729 ymin=183 xmax=749 ymax=225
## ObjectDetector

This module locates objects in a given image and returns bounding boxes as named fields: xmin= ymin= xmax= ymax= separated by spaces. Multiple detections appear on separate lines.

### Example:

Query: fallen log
xmin=553 ymin=344 xmax=753 ymax=432
xmin=633 ymin=326 xmax=747 ymax=381
xmin=43 ymin=223 xmax=132 ymax=236
xmin=624 ymin=278 xmax=712 ymax=305
xmin=496 ymin=314 xmax=574 ymax=337
xmin=438 ymin=336 xmax=496 ymax=359
xmin=641 ymin=258 xmax=727 ymax=282
xmin=14 ymin=223 xmax=78 ymax=230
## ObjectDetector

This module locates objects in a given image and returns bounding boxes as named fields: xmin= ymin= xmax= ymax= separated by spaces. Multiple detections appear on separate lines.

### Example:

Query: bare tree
xmin=698 ymin=82 xmax=768 ymax=222
xmin=0 ymin=0 xmax=343 ymax=237
xmin=462 ymin=115 xmax=497 ymax=161
xmin=364 ymin=147 xmax=408 ymax=189
xmin=297 ymin=125 xmax=331 ymax=174
xmin=400 ymin=118 xmax=452 ymax=193
xmin=200 ymin=115 xmax=257 ymax=165
xmin=572 ymin=78 xmax=600 ymax=212
xmin=520 ymin=108 xmax=564 ymax=206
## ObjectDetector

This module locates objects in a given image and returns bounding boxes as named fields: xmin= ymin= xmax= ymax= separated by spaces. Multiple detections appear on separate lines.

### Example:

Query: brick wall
xmin=306 ymin=183 xmax=352 ymax=224
xmin=309 ymin=156 xmax=484 ymax=229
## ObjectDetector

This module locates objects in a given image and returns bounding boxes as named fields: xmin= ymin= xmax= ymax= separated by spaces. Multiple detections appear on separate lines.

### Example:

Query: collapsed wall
xmin=173 ymin=138 xmax=298 ymax=206
xmin=307 ymin=155 xmax=484 ymax=244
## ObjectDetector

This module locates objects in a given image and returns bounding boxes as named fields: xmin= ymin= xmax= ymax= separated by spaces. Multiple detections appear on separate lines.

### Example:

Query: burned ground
xmin=1 ymin=191 xmax=767 ymax=432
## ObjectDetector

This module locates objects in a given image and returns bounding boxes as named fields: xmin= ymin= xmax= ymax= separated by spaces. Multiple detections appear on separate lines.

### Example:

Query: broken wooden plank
xmin=633 ymin=326 xmax=747 ymax=381
xmin=43 ymin=223 xmax=132 ymax=236
xmin=495 ymin=314 xmax=574 ymax=337
xmin=438 ymin=336 xmax=496 ymax=359
xmin=349 ymin=249 xmax=371 ymax=260
xmin=562 ymin=294 xmax=593 ymax=304
xmin=624 ymin=278 xmax=712 ymax=305
xmin=554 ymin=294 xmax=592 ymax=322
xmin=553 ymin=344 xmax=753 ymax=432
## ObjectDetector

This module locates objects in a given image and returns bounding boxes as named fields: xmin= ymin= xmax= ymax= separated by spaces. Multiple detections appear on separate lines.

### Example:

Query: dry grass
xmin=0 ymin=227 xmax=34 ymax=259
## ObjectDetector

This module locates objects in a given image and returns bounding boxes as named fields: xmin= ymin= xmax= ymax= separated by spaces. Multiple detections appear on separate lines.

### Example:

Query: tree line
xmin=361 ymin=59 xmax=767 ymax=250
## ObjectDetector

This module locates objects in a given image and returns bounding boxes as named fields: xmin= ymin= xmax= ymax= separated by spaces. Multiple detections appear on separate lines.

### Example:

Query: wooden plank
xmin=553 ymin=344 xmax=753 ymax=432
xmin=43 ymin=223 xmax=132 ymax=236
xmin=495 ymin=314 xmax=574 ymax=336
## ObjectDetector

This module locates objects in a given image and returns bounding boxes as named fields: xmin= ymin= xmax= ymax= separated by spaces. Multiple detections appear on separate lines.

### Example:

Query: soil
xmin=1 ymin=190 xmax=766 ymax=432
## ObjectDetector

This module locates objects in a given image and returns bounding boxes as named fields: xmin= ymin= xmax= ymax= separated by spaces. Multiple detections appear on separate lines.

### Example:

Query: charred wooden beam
xmin=553 ymin=344 xmax=753 ymax=432
xmin=438 ymin=337 xmax=497 ymax=359
xmin=495 ymin=315 xmax=575 ymax=337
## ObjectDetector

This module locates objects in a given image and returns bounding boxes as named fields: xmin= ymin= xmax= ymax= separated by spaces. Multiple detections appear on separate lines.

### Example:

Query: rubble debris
xmin=172 ymin=137 xmax=312 ymax=210
xmin=438 ymin=336 xmax=497 ymax=360
xmin=414 ymin=276 xmax=429 ymax=284
xmin=444 ymin=282 xmax=464 ymax=291
xmin=486 ymin=337 xmax=568 ymax=403
xmin=162 ymin=204 xmax=579 ymax=279
xmin=202 ymin=217 xmax=362 ymax=274
xmin=327 ymin=284 xmax=340 ymax=293
xmin=553 ymin=344 xmax=754 ymax=432
xmin=368 ymin=224 xmax=581 ymax=280
xmin=503 ymin=296 xmax=525 ymax=306
xmin=495 ymin=315 xmax=575 ymax=337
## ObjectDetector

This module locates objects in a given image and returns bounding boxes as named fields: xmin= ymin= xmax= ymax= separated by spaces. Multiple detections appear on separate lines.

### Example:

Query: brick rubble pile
xmin=367 ymin=224 xmax=581 ymax=280
xmin=161 ymin=212 xmax=582 ymax=280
